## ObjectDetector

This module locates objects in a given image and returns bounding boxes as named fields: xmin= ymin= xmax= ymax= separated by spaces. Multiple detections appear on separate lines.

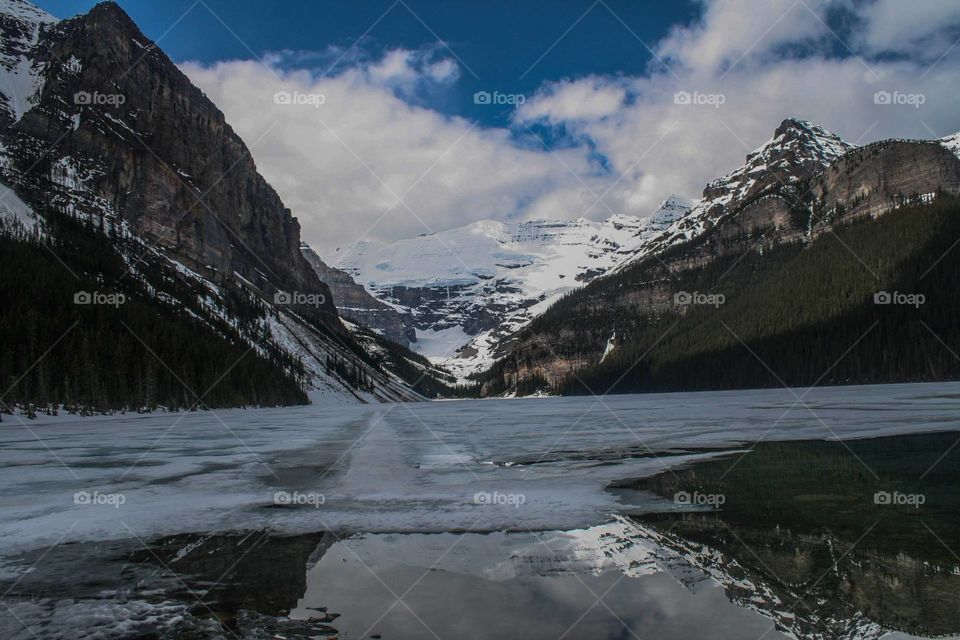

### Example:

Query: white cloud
xmin=512 ymin=0 xmax=960 ymax=221
xmin=656 ymin=0 xmax=829 ymax=75
xmin=517 ymin=77 xmax=627 ymax=122
xmin=426 ymin=58 xmax=459 ymax=83
xmin=182 ymin=0 xmax=960 ymax=258
xmin=855 ymin=0 xmax=960 ymax=57
xmin=182 ymin=55 xmax=593 ymax=255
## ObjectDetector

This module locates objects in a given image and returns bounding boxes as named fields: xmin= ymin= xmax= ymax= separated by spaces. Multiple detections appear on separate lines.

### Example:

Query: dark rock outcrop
xmin=301 ymin=242 xmax=416 ymax=346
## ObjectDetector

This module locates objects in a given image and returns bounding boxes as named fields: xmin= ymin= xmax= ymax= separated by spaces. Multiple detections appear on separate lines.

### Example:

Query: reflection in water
xmin=0 ymin=523 xmax=790 ymax=639
xmin=2 ymin=432 xmax=958 ymax=639
xmin=288 ymin=528 xmax=788 ymax=640
xmin=625 ymin=432 xmax=960 ymax=639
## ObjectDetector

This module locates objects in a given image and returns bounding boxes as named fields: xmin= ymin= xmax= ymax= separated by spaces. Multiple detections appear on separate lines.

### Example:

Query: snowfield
xmin=332 ymin=196 xmax=692 ymax=379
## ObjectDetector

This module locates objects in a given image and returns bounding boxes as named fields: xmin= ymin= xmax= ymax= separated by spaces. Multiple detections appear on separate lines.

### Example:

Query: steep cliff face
xmin=1 ymin=1 xmax=337 ymax=323
xmin=812 ymin=140 xmax=960 ymax=226
xmin=0 ymin=0 xmax=421 ymax=407
xmin=301 ymin=242 xmax=415 ymax=346
xmin=479 ymin=120 xmax=960 ymax=396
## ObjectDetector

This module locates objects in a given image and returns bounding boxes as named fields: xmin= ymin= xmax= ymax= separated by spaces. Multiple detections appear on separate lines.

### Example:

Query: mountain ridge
xmin=331 ymin=196 xmax=692 ymax=379
xmin=474 ymin=117 xmax=960 ymax=396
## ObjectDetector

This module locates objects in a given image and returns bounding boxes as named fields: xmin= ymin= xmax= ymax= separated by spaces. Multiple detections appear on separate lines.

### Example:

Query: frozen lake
xmin=3 ymin=382 xmax=960 ymax=639
xmin=3 ymin=382 xmax=960 ymax=555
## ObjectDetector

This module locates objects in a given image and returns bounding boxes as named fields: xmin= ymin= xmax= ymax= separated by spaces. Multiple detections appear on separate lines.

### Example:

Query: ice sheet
xmin=2 ymin=381 xmax=960 ymax=558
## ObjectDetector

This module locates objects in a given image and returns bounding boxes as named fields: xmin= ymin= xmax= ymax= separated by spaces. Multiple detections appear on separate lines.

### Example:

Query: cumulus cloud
xmin=656 ymin=0 xmax=830 ymax=75
xmin=513 ymin=0 xmax=960 ymax=221
xmin=517 ymin=77 xmax=627 ymax=122
xmin=181 ymin=0 xmax=960 ymax=258
xmin=855 ymin=0 xmax=960 ymax=57
xmin=182 ymin=55 xmax=597 ymax=256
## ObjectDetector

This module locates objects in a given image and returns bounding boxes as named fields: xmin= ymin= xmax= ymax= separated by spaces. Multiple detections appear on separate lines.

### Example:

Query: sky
xmin=35 ymin=0 xmax=960 ymax=258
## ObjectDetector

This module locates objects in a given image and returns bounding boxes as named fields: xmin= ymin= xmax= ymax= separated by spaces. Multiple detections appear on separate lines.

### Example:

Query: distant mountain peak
xmin=653 ymin=193 xmax=694 ymax=214
xmin=333 ymin=201 xmax=684 ymax=380
xmin=0 ymin=0 xmax=56 ymax=23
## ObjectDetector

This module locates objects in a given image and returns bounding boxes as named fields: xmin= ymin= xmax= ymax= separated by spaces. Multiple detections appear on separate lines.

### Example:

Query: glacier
xmin=332 ymin=196 xmax=693 ymax=379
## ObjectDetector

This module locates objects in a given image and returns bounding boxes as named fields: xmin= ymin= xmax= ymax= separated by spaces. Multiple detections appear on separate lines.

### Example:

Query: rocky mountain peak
xmin=650 ymin=194 xmax=693 ymax=220
xmin=632 ymin=118 xmax=853 ymax=257
xmin=744 ymin=117 xmax=851 ymax=171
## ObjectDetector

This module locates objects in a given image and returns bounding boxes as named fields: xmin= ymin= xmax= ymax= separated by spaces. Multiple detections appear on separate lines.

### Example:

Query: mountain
xmin=477 ymin=119 xmax=960 ymax=396
xmin=332 ymin=197 xmax=691 ymax=380
xmin=0 ymin=0 xmax=422 ymax=412
xmin=300 ymin=242 xmax=415 ymax=346
xmin=622 ymin=118 xmax=853 ymax=264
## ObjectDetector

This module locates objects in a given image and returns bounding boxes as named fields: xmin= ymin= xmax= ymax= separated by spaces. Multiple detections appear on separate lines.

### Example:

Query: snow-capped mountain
xmin=480 ymin=118 xmax=960 ymax=397
xmin=332 ymin=197 xmax=691 ymax=380
xmin=630 ymin=118 xmax=853 ymax=262
xmin=0 ymin=0 xmax=423 ymax=408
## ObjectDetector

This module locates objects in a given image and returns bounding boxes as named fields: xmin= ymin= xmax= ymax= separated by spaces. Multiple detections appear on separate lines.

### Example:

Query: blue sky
xmin=36 ymin=0 xmax=699 ymax=128
xmin=31 ymin=1 xmax=960 ymax=254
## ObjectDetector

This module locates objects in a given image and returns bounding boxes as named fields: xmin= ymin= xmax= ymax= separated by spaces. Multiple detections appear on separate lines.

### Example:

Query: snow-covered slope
xmin=941 ymin=130 xmax=960 ymax=159
xmin=629 ymin=118 xmax=853 ymax=262
xmin=0 ymin=181 xmax=38 ymax=232
xmin=0 ymin=0 xmax=56 ymax=127
xmin=333 ymin=197 xmax=692 ymax=380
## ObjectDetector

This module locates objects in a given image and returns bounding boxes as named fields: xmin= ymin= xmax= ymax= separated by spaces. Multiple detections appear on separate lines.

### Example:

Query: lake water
xmin=2 ymin=382 xmax=960 ymax=638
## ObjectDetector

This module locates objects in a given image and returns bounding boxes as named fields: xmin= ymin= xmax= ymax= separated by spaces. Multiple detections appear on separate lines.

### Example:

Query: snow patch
xmin=0 ymin=181 xmax=37 ymax=231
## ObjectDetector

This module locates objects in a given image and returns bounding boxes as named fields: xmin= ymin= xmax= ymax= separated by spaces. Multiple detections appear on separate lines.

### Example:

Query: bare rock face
xmin=1 ymin=1 xmax=339 ymax=326
xmin=300 ymin=242 xmax=415 ymax=346
xmin=812 ymin=140 xmax=960 ymax=228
